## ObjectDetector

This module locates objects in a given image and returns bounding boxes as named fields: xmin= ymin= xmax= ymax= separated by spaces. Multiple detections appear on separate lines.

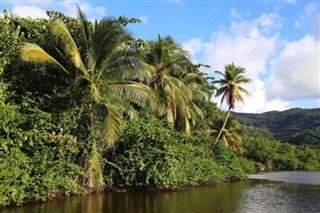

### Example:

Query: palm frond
xmin=99 ymin=49 xmax=147 ymax=82
xmin=191 ymin=102 xmax=204 ymax=118
xmin=98 ymin=102 xmax=122 ymax=147
xmin=20 ymin=43 xmax=69 ymax=74
xmin=89 ymin=18 xmax=129 ymax=73
xmin=214 ymin=70 xmax=226 ymax=78
xmin=51 ymin=19 xmax=87 ymax=75
xmin=77 ymin=6 xmax=90 ymax=54
xmin=236 ymin=76 xmax=252 ymax=84
xmin=237 ymin=85 xmax=251 ymax=96
xmin=185 ymin=117 xmax=191 ymax=135
xmin=105 ymin=81 xmax=158 ymax=111
xmin=203 ymin=129 xmax=218 ymax=135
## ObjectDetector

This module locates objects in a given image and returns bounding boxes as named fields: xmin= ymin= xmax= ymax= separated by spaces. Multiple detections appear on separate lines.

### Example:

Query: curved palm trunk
xmin=215 ymin=106 xmax=232 ymax=144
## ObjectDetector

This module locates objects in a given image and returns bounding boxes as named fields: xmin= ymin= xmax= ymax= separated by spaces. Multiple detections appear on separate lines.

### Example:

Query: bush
xmin=0 ymin=149 xmax=30 ymax=206
xmin=104 ymin=112 xmax=246 ymax=189
xmin=0 ymin=104 xmax=83 ymax=206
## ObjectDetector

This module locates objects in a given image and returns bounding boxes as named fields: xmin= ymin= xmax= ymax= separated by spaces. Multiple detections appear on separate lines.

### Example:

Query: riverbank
xmin=0 ymin=175 xmax=242 ymax=209
xmin=3 ymin=172 xmax=320 ymax=213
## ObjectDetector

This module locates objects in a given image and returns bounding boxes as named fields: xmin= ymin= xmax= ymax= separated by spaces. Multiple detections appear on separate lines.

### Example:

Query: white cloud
xmin=183 ymin=8 xmax=320 ymax=113
xmin=200 ymin=12 xmax=282 ymax=80
xmin=312 ymin=13 xmax=320 ymax=39
xmin=266 ymin=35 xmax=320 ymax=101
xmin=9 ymin=1 xmax=107 ymax=21
xmin=60 ymin=1 xmax=106 ymax=21
xmin=295 ymin=2 xmax=317 ymax=28
xmin=229 ymin=13 xmax=282 ymax=37
xmin=12 ymin=6 xmax=47 ymax=19
xmin=231 ymin=8 xmax=241 ymax=20
xmin=182 ymin=11 xmax=298 ymax=113
xmin=213 ymin=79 xmax=290 ymax=113
xmin=182 ymin=38 xmax=203 ymax=61
xmin=240 ymin=80 xmax=290 ymax=112
xmin=202 ymin=30 xmax=279 ymax=79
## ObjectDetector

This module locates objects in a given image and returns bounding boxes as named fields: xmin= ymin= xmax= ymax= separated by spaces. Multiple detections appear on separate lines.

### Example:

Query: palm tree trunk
xmin=215 ymin=106 xmax=232 ymax=144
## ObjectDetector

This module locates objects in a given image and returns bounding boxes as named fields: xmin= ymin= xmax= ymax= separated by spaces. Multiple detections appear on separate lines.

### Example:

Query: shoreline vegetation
xmin=1 ymin=8 xmax=319 ymax=208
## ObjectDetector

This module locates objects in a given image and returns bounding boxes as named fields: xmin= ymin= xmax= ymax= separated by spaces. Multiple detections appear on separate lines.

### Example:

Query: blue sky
xmin=1 ymin=0 xmax=319 ymax=113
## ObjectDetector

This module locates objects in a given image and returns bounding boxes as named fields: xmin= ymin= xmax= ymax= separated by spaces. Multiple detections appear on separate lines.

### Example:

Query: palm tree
xmin=20 ymin=7 xmax=154 ymax=191
xmin=205 ymin=122 xmax=244 ymax=154
xmin=213 ymin=63 xmax=251 ymax=143
xmin=143 ymin=34 xmax=208 ymax=134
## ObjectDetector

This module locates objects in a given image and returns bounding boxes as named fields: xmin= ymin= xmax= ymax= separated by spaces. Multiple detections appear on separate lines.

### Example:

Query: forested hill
xmin=232 ymin=108 xmax=320 ymax=146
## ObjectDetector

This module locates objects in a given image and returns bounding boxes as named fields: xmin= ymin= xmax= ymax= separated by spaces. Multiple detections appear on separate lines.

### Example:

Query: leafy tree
xmin=242 ymin=126 xmax=274 ymax=140
xmin=142 ymin=34 xmax=208 ymax=135
xmin=233 ymin=108 xmax=320 ymax=144
xmin=0 ymin=8 xmax=21 ymax=103
xmin=213 ymin=63 xmax=251 ymax=143
xmin=290 ymin=127 xmax=320 ymax=147
xmin=20 ymin=7 xmax=154 ymax=191
xmin=243 ymin=136 xmax=279 ymax=170
xmin=296 ymin=145 xmax=320 ymax=170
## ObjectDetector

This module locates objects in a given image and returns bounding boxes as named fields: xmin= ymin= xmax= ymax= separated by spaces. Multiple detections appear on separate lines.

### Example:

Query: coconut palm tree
xmin=213 ymin=63 xmax=251 ymax=143
xmin=204 ymin=122 xmax=244 ymax=154
xmin=143 ymin=34 xmax=208 ymax=134
xmin=20 ymin=7 xmax=154 ymax=191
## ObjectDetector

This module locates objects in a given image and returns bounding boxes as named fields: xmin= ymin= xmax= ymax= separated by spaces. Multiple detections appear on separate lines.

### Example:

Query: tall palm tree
xmin=213 ymin=63 xmax=251 ymax=143
xmin=20 ymin=7 xmax=154 ymax=191
xmin=143 ymin=34 xmax=208 ymax=134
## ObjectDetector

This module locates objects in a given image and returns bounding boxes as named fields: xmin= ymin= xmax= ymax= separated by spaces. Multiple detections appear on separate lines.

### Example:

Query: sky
xmin=1 ymin=0 xmax=320 ymax=113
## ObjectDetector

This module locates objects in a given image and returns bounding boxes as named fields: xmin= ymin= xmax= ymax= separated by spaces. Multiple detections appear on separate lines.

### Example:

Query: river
xmin=2 ymin=171 xmax=320 ymax=213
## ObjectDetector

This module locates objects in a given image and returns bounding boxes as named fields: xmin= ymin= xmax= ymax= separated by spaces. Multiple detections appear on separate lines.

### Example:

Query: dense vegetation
xmin=104 ymin=111 xmax=251 ymax=189
xmin=0 ymin=8 xmax=319 ymax=207
xmin=233 ymin=108 xmax=320 ymax=146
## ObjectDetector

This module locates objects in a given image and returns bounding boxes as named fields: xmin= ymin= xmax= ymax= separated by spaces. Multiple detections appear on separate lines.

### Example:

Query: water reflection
xmin=2 ymin=172 xmax=320 ymax=213
xmin=238 ymin=180 xmax=320 ymax=213
xmin=95 ymin=182 xmax=244 ymax=213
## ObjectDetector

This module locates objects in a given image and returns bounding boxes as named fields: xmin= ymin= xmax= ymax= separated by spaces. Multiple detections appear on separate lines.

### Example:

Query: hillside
xmin=233 ymin=108 xmax=320 ymax=146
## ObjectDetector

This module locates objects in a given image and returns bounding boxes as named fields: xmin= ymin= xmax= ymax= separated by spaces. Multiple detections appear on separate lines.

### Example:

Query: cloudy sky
xmin=1 ymin=0 xmax=319 ymax=113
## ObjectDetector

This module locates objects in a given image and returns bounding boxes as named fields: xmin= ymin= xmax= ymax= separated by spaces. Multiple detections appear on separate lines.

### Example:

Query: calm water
xmin=2 ymin=171 xmax=320 ymax=213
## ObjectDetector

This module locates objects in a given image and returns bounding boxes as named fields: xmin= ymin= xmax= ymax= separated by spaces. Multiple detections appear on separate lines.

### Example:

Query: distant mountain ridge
xmin=232 ymin=108 xmax=320 ymax=145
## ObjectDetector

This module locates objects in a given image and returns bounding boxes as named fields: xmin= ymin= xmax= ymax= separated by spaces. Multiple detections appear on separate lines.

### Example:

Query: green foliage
xmin=0 ymin=8 xmax=21 ymax=75
xmin=142 ymin=34 xmax=209 ymax=135
xmin=295 ymin=145 xmax=320 ymax=170
xmin=0 ymin=148 xmax=82 ymax=206
xmin=0 ymin=149 xmax=30 ymax=206
xmin=0 ymin=8 xmax=21 ymax=103
xmin=5 ymin=7 xmax=316 ymax=209
xmin=242 ymin=126 xmax=274 ymax=140
xmin=243 ymin=136 xmax=320 ymax=171
xmin=117 ymin=15 xmax=142 ymax=27
xmin=104 ymin=111 xmax=247 ymax=189
xmin=0 ymin=103 xmax=83 ymax=206
xmin=234 ymin=108 xmax=320 ymax=145
xmin=289 ymin=127 xmax=320 ymax=147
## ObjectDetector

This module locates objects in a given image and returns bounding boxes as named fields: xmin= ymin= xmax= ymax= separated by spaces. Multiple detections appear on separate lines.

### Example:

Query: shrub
xmin=104 ymin=112 xmax=246 ymax=189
